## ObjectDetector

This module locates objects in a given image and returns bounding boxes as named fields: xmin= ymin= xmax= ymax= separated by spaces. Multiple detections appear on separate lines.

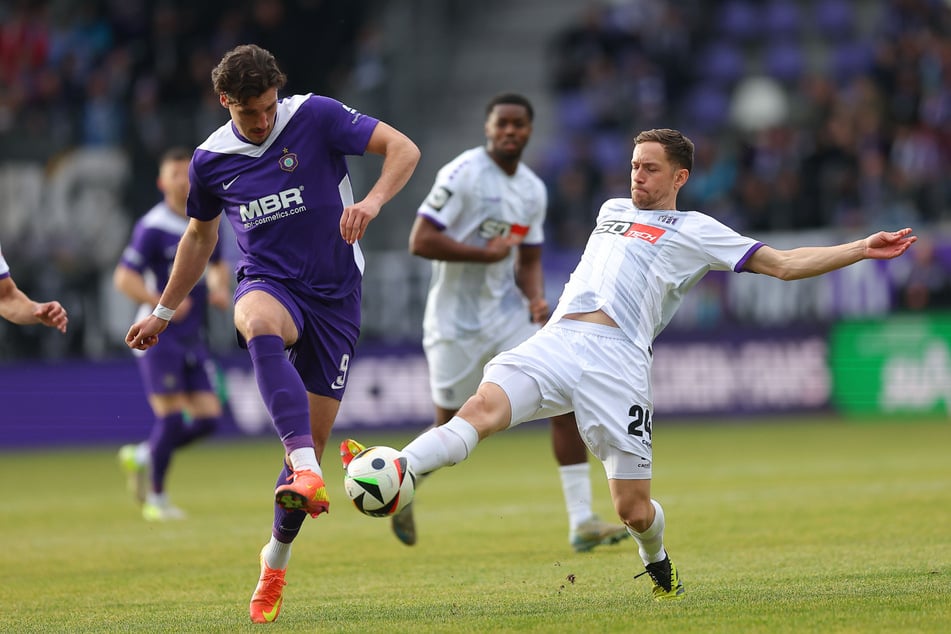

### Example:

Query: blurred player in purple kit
xmin=0 ymin=240 xmax=68 ymax=332
xmin=345 ymin=128 xmax=917 ymax=602
xmin=125 ymin=44 xmax=419 ymax=623
xmin=386 ymin=93 xmax=627 ymax=551
xmin=114 ymin=147 xmax=232 ymax=521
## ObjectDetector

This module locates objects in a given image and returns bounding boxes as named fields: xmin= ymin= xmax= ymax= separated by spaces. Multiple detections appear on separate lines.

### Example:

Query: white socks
xmin=145 ymin=491 xmax=168 ymax=507
xmin=559 ymin=462 xmax=594 ymax=530
xmin=264 ymin=450 xmax=318 ymax=572
xmin=288 ymin=447 xmax=321 ymax=475
xmin=402 ymin=416 xmax=479 ymax=475
xmin=136 ymin=442 xmax=150 ymax=467
xmin=262 ymin=537 xmax=292 ymax=570
xmin=628 ymin=499 xmax=667 ymax=564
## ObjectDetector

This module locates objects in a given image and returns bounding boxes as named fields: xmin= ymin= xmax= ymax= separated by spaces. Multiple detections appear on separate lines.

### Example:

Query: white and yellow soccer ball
xmin=343 ymin=446 xmax=416 ymax=517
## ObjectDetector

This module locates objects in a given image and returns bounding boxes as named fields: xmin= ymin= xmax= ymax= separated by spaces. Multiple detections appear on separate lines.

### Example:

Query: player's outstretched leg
xmin=635 ymin=555 xmax=685 ymax=601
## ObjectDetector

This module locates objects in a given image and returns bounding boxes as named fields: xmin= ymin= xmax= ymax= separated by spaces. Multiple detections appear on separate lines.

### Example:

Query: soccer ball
xmin=343 ymin=445 xmax=416 ymax=517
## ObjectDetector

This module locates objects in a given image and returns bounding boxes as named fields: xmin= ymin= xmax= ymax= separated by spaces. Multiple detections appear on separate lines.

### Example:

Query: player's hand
xmin=528 ymin=297 xmax=550 ymax=324
xmin=483 ymin=235 xmax=520 ymax=263
xmin=340 ymin=199 xmax=382 ymax=245
xmin=126 ymin=315 xmax=169 ymax=350
xmin=864 ymin=228 xmax=917 ymax=260
xmin=34 ymin=301 xmax=68 ymax=333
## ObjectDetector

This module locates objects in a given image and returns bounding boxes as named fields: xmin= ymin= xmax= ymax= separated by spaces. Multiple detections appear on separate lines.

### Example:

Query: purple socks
xmin=148 ymin=413 xmax=218 ymax=493
xmin=247 ymin=335 xmax=313 ymax=453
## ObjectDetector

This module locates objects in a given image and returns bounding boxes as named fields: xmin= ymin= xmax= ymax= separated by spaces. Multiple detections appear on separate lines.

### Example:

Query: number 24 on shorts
xmin=628 ymin=404 xmax=652 ymax=441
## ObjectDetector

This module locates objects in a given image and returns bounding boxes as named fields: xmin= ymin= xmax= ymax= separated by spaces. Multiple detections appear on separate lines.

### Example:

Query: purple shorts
xmin=234 ymin=275 xmax=360 ymax=399
xmin=136 ymin=337 xmax=215 ymax=396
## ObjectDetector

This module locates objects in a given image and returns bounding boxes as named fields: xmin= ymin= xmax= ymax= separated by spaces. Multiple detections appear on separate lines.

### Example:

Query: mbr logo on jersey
xmin=239 ymin=187 xmax=306 ymax=227
xmin=593 ymin=220 xmax=666 ymax=244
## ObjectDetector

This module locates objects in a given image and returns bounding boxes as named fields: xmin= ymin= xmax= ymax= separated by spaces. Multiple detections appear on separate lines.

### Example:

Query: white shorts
xmin=424 ymin=319 xmax=539 ymax=409
xmin=482 ymin=319 xmax=654 ymax=480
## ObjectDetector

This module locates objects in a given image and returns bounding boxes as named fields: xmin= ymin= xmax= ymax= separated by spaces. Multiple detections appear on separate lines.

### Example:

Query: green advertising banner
xmin=830 ymin=313 xmax=951 ymax=416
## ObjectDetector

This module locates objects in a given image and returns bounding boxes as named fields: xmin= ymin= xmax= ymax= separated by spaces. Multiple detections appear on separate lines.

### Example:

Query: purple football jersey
xmin=187 ymin=94 xmax=379 ymax=301
xmin=120 ymin=202 xmax=221 ymax=341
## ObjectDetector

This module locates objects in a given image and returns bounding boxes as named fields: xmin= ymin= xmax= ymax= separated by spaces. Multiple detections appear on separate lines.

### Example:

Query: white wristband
xmin=152 ymin=304 xmax=175 ymax=321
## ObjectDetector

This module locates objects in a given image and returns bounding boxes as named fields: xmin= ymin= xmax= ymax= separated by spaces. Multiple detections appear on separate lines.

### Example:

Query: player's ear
xmin=219 ymin=93 xmax=230 ymax=108
xmin=674 ymin=168 xmax=689 ymax=188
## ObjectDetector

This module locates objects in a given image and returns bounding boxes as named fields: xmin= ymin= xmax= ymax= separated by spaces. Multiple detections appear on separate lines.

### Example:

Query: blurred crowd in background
xmin=542 ymin=0 xmax=951 ymax=245
xmin=1 ymin=0 xmax=950 ymax=362
xmin=0 ymin=0 xmax=374 ymax=211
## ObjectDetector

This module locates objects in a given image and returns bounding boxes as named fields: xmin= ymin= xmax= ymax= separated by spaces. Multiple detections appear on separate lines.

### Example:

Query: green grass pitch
xmin=2 ymin=416 xmax=948 ymax=633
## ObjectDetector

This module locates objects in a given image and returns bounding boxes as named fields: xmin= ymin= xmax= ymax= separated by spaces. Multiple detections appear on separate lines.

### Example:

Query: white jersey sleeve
xmin=418 ymin=151 xmax=477 ymax=232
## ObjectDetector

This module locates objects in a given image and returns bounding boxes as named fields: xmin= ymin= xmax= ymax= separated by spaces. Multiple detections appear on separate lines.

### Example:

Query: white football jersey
xmin=0 ymin=239 xmax=9 ymax=278
xmin=418 ymin=147 xmax=547 ymax=340
xmin=550 ymin=198 xmax=763 ymax=350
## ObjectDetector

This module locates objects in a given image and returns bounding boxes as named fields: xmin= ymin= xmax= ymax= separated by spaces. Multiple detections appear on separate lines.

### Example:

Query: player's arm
xmin=408 ymin=215 xmax=513 ymax=263
xmin=114 ymin=262 xmax=195 ymax=323
xmin=159 ymin=217 xmax=221 ymax=310
xmin=515 ymin=244 xmax=549 ymax=323
xmin=126 ymin=216 xmax=220 ymax=349
xmin=340 ymin=121 xmax=420 ymax=245
xmin=0 ymin=276 xmax=68 ymax=333
xmin=744 ymin=228 xmax=917 ymax=280
xmin=113 ymin=264 xmax=161 ymax=309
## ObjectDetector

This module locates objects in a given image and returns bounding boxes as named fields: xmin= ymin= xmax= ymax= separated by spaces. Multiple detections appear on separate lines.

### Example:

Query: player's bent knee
xmin=458 ymin=385 xmax=511 ymax=438
xmin=237 ymin=317 xmax=283 ymax=341
xmin=609 ymin=479 xmax=654 ymax=531
xmin=615 ymin=500 xmax=654 ymax=532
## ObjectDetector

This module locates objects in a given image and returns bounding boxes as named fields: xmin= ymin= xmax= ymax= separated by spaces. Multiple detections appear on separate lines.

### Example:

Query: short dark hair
xmin=160 ymin=147 xmax=193 ymax=165
xmin=634 ymin=129 xmax=694 ymax=172
xmin=485 ymin=93 xmax=534 ymax=121
xmin=212 ymin=44 xmax=287 ymax=104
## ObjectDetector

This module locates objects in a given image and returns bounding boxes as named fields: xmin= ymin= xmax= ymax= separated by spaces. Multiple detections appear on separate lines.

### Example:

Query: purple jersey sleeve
xmin=188 ymin=158 xmax=223 ymax=223
xmin=119 ymin=220 xmax=156 ymax=275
